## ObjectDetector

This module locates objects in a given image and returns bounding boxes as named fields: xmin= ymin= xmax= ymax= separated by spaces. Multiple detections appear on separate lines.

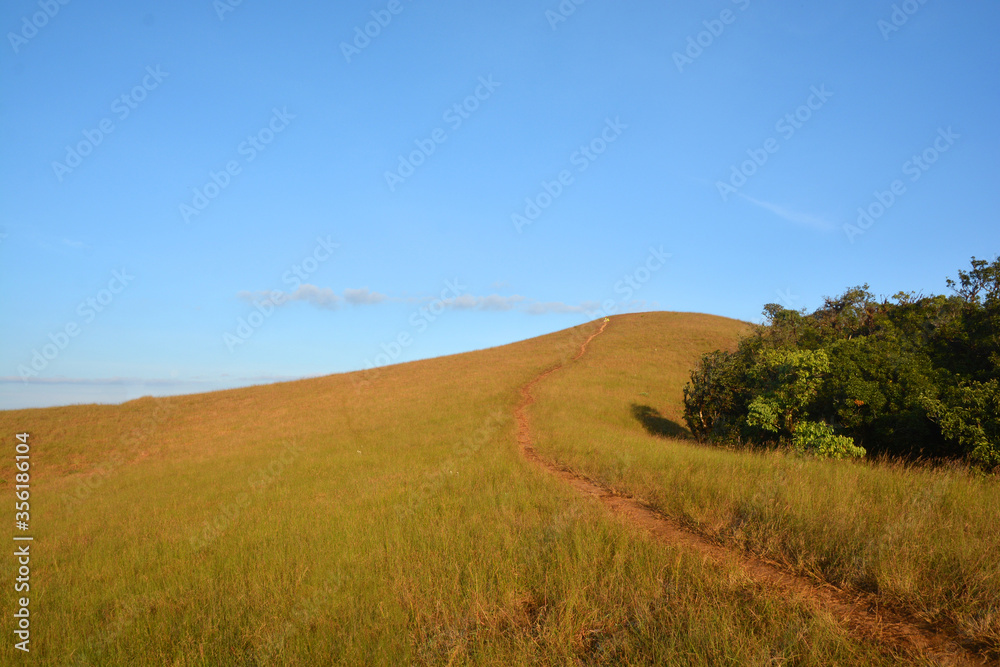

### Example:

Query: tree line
xmin=683 ymin=257 xmax=999 ymax=471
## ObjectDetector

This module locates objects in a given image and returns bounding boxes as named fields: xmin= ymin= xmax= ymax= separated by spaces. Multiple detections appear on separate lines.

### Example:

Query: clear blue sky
xmin=2 ymin=0 xmax=998 ymax=409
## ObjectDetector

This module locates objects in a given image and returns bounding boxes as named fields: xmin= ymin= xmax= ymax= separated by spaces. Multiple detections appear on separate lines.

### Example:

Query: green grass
xmin=0 ymin=314 xmax=936 ymax=664
xmin=532 ymin=312 xmax=1000 ymax=656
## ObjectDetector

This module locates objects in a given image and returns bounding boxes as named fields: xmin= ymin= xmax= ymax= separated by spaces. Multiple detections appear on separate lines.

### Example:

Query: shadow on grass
xmin=630 ymin=403 xmax=692 ymax=440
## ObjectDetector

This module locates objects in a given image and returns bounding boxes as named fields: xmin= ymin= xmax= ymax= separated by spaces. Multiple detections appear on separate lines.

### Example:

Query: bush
xmin=921 ymin=380 xmax=1000 ymax=471
xmin=682 ymin=256 xmax=1000 ymax=470
xmin=791 ymin=420 xmax=866 ymax=459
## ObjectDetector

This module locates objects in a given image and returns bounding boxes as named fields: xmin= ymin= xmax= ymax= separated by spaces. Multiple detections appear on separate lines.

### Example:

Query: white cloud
xmin=288 ymin=284 xmax=342 ymax=309
xmin=240 ymin=284 xmax=343 ymax=309
xmin=343 ymin=287 xmax=387 ymax=305
xmin=0 ymin=376 xmax=200 ymax=386
xmin=478 ymin=294 xmax=525 ymax=311
xmin=442 ymin=294 xmax=526 ymax=311
xmin=236 ymin=286 xmax=595 ymax=317
xmin=737 ymin=193 xmax=836 ymax=231
xmin=1 ymin=374 xmax=311 ymax=387
xmin=524 ymin=301 xmax=588 ymax=315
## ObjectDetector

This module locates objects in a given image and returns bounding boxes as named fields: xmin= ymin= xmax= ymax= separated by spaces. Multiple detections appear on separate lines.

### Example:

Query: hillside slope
xmin=1 ymin=312 xmax=912 ymax=666
xmin=531 ymin=314 xmax=999 ymax=661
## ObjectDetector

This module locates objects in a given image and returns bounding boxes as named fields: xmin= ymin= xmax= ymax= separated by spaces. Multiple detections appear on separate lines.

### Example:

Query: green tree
xmin=681 ymin=256 xmax=999 ymax=470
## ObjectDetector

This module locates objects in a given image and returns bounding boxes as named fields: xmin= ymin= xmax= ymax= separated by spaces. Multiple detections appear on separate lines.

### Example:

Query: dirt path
xmin=514 ymin=319 xmax=985 ymax=666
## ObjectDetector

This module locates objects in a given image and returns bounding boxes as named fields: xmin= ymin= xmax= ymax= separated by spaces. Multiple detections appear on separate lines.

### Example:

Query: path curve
xmin=514 ymin=318 xmax=985 ymax=667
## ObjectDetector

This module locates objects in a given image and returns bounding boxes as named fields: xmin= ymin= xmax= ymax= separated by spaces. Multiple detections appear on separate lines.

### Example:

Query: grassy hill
xmin=531 ymin=314 xmax=999 ymax=659
xmin=1 ymin=312 xmax=992 ymax=665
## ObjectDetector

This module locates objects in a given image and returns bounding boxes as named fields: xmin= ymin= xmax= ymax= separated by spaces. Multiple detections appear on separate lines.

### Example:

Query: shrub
xmin=921 ymin=380 xmax=1000 ymax=471
xmin=791 ymin=420 xmax=866 ymax=459
xmin=682 ymin=256 xmax=1000 ymax=470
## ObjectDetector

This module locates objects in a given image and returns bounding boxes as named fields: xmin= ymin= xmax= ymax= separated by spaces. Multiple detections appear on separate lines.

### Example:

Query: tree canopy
xmin=683 ymin=257 xmax=1000 ymax=470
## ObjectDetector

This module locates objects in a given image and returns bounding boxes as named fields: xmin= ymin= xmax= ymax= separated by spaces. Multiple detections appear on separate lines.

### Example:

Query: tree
xmin=681 ymin=256 xmax=1000 ymax=470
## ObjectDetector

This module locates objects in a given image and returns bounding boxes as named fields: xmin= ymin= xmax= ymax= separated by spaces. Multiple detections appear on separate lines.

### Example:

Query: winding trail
xmin=514 ymin=318 xmax=984 ymax=666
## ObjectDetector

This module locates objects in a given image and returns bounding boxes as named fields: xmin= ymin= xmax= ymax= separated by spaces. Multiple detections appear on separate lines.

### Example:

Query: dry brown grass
xmin=0 ymin=313 xmax=914 ymax=665
xmin=532 ymin=312 xmax=1000 ymax=659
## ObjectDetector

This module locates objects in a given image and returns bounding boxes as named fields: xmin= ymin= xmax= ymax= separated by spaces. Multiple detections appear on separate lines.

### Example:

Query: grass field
xmin=0 ymin=312 xmax=987 ymax=664
xmin=532 ymin=312 xmax=1000 ymax=658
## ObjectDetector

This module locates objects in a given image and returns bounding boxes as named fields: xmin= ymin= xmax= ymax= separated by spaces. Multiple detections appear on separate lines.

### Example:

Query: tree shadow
xmin=630 ymin=403 xmax=691 ymax=440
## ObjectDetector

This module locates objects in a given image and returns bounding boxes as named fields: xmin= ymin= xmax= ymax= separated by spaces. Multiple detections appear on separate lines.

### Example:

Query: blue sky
xmin=2 ymin=0 xmax=998 ymax=409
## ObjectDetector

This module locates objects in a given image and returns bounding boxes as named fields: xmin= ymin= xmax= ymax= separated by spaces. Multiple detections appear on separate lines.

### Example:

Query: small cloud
xmin=238 ymin=286 xmax=390 ymax=309
xmin=287 ymin=284 xmax=341 ymax=309
xmin=476 ymin=294 xmax=525 ymax=311
xmin=234 ymin=285 xmax=603 ymax=319
xmin=444 ymin=295 xmax=478 ymax=310
xmin=1 ymin=374 xmax=311 ymax=387
xmin=343 ymin=287 xmax=387 ymax=305
xmin=239 ymin=285 xmax=342 ymax=309
xmin=736 ymin=193 xmax=835 ymax=231
xmin=524 ymin=301 xmax=587 ymax=315
xmin=0 ymin=376 xmax=200 ymax=386
xmin=442 ymin=294 xmax=526 ymax=311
